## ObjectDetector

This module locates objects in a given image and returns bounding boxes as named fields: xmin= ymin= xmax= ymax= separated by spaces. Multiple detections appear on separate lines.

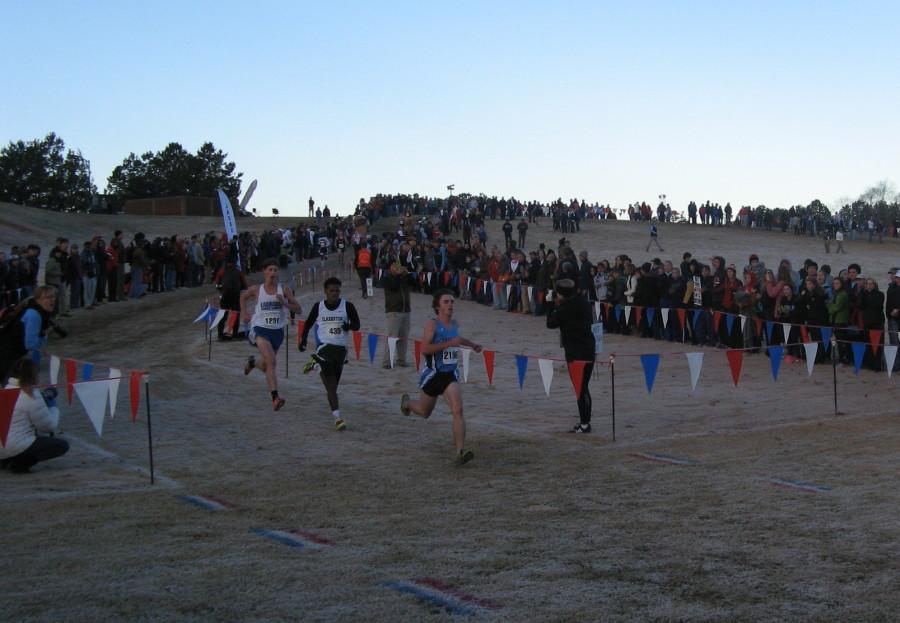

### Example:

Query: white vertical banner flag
xmin=209 ymin=309 xmax=226 ymax=332
xmin=75 ymin=380 xmax=111 ymax=437
xmin=217 ymin=189 xmax=240 ymax=268
xmin=107 ymin=368 xmax=121 ymax=418
xmin=387 ymin=337 xmax=399 ymax=368
xmin=803 ymin=342 xmax=818 ymax=376
xmin=50 ymin=356 xmax=60 ymax=385
xmin=460 ymin=347 xmax=472 ymax=383
xmin=884 ymin=344 xmax=898 ymax=378
xmin=624 ymin=306 xmax=632 ymax=325
xmin=685 ymin=352 xmax=704 ymax=392
xmin=661 ymin=308 xmax=669 ymax=329
xmin=538 ymin=358 xmax=554 ymax=396
xmin=782 ymin=323 xmax=792 ymax=342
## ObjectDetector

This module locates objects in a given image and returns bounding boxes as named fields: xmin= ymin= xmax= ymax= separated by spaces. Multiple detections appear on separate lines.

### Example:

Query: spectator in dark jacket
xmin=382 ymin=261 xmax=411 ymax=368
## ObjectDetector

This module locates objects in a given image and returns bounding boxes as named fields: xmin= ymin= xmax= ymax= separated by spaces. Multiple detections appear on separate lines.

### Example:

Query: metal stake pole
xmin=145 ymin=378 xmax=155 ymax=485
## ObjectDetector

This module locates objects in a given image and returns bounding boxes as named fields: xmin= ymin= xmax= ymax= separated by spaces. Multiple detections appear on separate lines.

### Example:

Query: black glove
xmin=299 ymin=340 xmax=307 ymax=352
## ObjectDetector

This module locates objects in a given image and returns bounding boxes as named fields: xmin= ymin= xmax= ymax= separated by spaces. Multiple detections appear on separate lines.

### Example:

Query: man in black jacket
xmin=546 ymin=279 xmax=596 ymax=433
xmin=382 ymin=261 xmax=412 ymax=368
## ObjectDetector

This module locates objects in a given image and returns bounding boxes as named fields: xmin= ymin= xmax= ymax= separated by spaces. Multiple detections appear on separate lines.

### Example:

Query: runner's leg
xmin=407 ymin=392 xmax=438 ymax=418
xmin=443 ymin=382 xmax=465 ymax=451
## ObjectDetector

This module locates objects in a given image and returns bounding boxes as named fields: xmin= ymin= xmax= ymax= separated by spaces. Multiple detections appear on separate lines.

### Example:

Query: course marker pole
xmin=145 ymin=377 xmax=155 ymax=485
xmin=610 ymin=354 xmax=616 ymax=441
xmin=831 ymin=334 xmax=838 ymax=416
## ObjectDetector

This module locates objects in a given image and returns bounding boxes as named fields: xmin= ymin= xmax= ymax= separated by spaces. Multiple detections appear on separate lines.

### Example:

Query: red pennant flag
xmin=725 ymin=350 xmax=743 ymax=387
xmin=228 ymin=310 xmax=240 ymax=332
xmin=475 ymin=278 xmax=483 ymax=294
xmin=483 ymin=350 xmax=495 ymax=385
xmin=713 ymin=311 xmax=722 ymax=334
xmin=129 ymin=372 xmax=142 ymax=422
xmin=460 ymin=274 xmax=468 ymax=292
xmin=753 ymin=316 xmax=763 ymax=337
xmin=799 ymin=325 xmax=810 ymax=343
xmin=352 ymin=331 xmax=362 ymax=360
xmin=676 ymin=308 xmax=686 ymax=329
xmin=634 ymin=306 xmax=643 ymax=327
xmin=65 ymin=359 xmax=77 ymax=404
xmin=567 ymin=361 xmax=587 ymax=398
xmin=442 ymin=271 xmax=451 ymax=286
xmin=413 ymin=339 xmax=422 ymax=372
xmin=0 ymin=387 xmax=21 ymax=447
xmin=295 ymin=319 xmax=305 ymax=345
xmin=536 ymin=290 xmax=545 ymax=304
xmin=419 ymin=273 xmax=426 ymax=286
xmin=869 ymin=329 xmax=883 ymax=356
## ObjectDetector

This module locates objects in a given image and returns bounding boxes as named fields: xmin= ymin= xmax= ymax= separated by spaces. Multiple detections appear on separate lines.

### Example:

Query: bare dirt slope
xmin=3 ymin=214 xmax=900 ymax=622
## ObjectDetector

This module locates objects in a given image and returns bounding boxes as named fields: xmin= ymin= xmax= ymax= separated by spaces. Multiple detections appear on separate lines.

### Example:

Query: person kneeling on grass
xmin=400 ymin=289 xmax=483 ymax=466
xmin=299 ymin=277 xmax=361 ymax=431
xmin=0 ymin=358 xmax=69 ymax=474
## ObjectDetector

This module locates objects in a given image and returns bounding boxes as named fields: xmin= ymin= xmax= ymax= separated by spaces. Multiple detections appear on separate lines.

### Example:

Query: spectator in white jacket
xmin=0 ymin=358 xmax=69 ymax=474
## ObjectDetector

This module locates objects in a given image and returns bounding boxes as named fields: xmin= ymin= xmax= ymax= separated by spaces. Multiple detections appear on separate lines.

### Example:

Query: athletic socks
xmin=271 ymin=391 xmax=279 ymax=401
xmin=332 ymin=410 xmax=341 ymax=420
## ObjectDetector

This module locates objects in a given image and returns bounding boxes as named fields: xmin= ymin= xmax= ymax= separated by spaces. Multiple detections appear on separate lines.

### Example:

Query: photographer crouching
xmin=546 ymin=278 xmax=596 ymax=433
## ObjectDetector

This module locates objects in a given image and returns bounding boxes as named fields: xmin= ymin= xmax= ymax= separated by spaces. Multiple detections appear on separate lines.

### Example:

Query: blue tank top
xmin=427 ymin=319 xmax=459 ymax=372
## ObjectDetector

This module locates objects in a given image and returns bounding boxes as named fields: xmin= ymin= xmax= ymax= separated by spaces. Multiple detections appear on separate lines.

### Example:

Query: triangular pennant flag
xmin=869 ymin=330 xmax=883 ymax=356
xmin=387 ymin=337 xmax=399 ymax=368
xmin=820 ymin=327 xmax=832 ymax=351
xmin=75 ymin=379 xmax=110 ymax=437
xmin=634 ymin=306 xmax=643 ymax=328
xmin=515 ymin=355 xmax=528 ymax=390
xmin=65 ymin=359 xmax=77 ymax=404
xmin=483 ymin=350 xmax=495 ymax=385
xmin=352 ymin=331 xmax=362 ymax=360
xmin=209 ymin=309 xmax=226 ymax=332
xmin=639 ymin=354 xmax=660 ymax=394
xmin=367 ymin=333 xmax=379 ymax=364
xmin=82 ymin=363 xmax=94 ymax=381
xmin=193 ymin=304 xmax=212 ymax=323
xmin=443 ymin=272 xmax=451 ymax=286
xmin=129 ymin=372 xmax=142 ymax=422
xmin=295 ymin=319 xmax=306 ymax=345
xmin=460 ymin=274 xmax=468 ymax=292
xmin=661 ymin=308 xmax=669 ymax=329
xmin=107 ymin=368 xmax=121 ymax=418
xmin=594 ymin=302 xmax=602 ymax=323
xmin=851 ymin=342 xmax=865 ymax=375
xmin=567 ymin=361 xmax=587 ymax=398
xmin=725 ymin=314 xmax=734 ymax=335
xmin=692 ymin=309 xmax=702 ymax=331
xmin=538 ymin=358 xmax=554 ymax=396
xmin=740 ymin=315 xmax=748 ymax=334
xmin=32 ymin=351 xmax=40 ymax=368
xmin=725 ymin=350 xmax=743 ymax=386
xmin=646 ymin=308 xmax=655 ymax=328
xmin=426 ymin=272 xmax=432 ymax=285
xmin=413 ymin=339 xmax=422 ymax=372
xmin=753 ymin=316 xmax=763 ymax=338
xmin=713 ymin=311 xmax=723 ymax=334
xmin=782 ymin=323 xmax=792 ymax=343
xmin=623 ymin=306 xmax=632 ymax=325
xmin=483 ymin=280 xmax=488 ymax=295
xmin=685 ymin=352 xmax=703 ymax=391
xmin=799 ymin=325 xmax=810 ymax=343
xmin=884 ymin=344 xmax=898 ymax=378
xmin=768 ymin=345 xmax=784 ymax=380
xmin=506 ymin=284 xmax=512 ymax=300
xmin=0 ymin=388 xmax=21 ymax=447
xmin=50 ymin=356 xmax=60 ymax=385
xmin=676 ymin=308 xmax=685 ymax=330
xmin=766 ymin=321 xmax=774 ymax=343
xmin=615 ymin=305 xmax=623 ymax=322
xmin=528 ymin=286 xmax=534 ymax=305
xmin=461 ymin=347 xmax=472 ymax=383
xmin=803 ymin=342 xmax=818 ymax=376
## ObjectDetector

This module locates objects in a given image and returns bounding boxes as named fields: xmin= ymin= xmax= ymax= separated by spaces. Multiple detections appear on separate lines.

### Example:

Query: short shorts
xmin=418 ymin=367 xmax=459 ymax=397
xmin=313 ymin=344 xmax=348 ymax=377
xmin=249 ymin=326 xmax=284 ymax=352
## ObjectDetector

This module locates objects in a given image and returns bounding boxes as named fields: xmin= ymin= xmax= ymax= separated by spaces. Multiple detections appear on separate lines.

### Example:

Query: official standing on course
xmin=546 ymin=278 xmax=596 ymax=433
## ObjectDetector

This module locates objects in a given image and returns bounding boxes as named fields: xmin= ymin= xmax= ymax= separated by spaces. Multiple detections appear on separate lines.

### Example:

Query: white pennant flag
xmin=782 ymin=323 xmax=792 ymax=342
xmin=209 ymin=309 xmax=226 ymax=332
xmin=740 ymin=315 xmax=748 ymax=333
xmin=661 ymin=308 xmax=669 ymax=329
xmin=427 ymin=272 xmax=432 ymax=285
xmin=483 ymin=280 xmax=488 ymax=295
xmin=803 ymin=342 xmax=818 ymax=376
xmin=685 ymin=352 xmax=704 ymax=392
xmin=50 ymin=356 xmax=60 ymax=385
xmin=548 ymin=289 xmax=553 ymax=300
xmin=387 ymin=337 xmax=399 ymax=368
xmin=594 ymin=302 xmax=602 ymax=322
xmin=193 ymin=304 xmax=211 ymax=323
xmin=107 ymin=368 xmax=121 ymax=418
xmin=75 ymin=380 xmax=111 ymax=437
xmin=506 ymin=284 xmax=512 ymax=299
xmin=460 ymin=347 xmax=472 ymax=383
xmin=884 ymin=345 xmax=898 ymax=378
xmin=527 ymin=286 xmax=534 ymax=304
xmin=538 ymin=358 xmax=554 ymax=396
xmin=624 ymin=306 xmax=632 ymax=325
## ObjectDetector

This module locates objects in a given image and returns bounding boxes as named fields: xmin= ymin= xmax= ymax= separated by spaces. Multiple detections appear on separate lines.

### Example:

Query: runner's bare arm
xmin=280 ymin=286 xmax=302 ymax=315
xmin=419 ymin=320 xmax=445 ymax=355
xmin=457 ymin=336 xmax=483 ymax=353
xmin=239 ymin=285 xmax=258 ymax=322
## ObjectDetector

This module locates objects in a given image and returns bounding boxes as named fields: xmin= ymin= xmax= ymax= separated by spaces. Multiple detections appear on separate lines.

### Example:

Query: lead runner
xmin=241 ymin=258 xmax=302 ymax=410
xmin=400 ymin=289 xmax=482 ymax=466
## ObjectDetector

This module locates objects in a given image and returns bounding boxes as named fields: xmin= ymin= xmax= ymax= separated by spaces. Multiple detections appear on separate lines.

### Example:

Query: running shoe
xmin=570 ymin=424 xmax=592 ymax=434
xmin=455 ymin=449 xmax=474 ymax=466
xmin=400 ymin=393 xmax=411 ymax=416
xmin=334 ymin=418 xmax=347 ymax=431
xmin=302 ymin=359 xmax=319 ymax=374
xmin=244 ymin=356 xmax=255 ymax=375
xmin=272 ymin=397 xmax=286 ymax=411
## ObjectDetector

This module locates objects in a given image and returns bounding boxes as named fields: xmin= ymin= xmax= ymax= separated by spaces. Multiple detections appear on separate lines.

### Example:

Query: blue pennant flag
xmin=646 ymin=308 xmax=656 ymax=328
xmin=32 ymin=351 xmax=41 ymax=368
xmin=768 ymin=345 xmax=783 ymax=381
xmin=640 ymin=354 xmax=660 ymax=394
xmin=614 ymin=305 xmax=623 ymax=322
xmin=692 ymin=309 xmax=703 ymax=331
xmin=515 ymin=355 xmax=528 ymax=389
xmin=367 ymin=333 xmax=379 ymax=364
xmin=851 ymin=342 xmax=865 ymax=375
xmin=765 ymin=321 xmax=774 ymax=343
xmin=82 ymin=363 xmax=94 ymax=381
xmin=725 ymin=314 xmax=735 ymax=335
xmin=820 ymin=327 xmax=832 ymax=351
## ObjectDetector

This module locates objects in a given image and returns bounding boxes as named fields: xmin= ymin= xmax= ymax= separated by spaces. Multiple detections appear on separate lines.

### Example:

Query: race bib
xmin=442 ymin=347 xmax=460 ymax=365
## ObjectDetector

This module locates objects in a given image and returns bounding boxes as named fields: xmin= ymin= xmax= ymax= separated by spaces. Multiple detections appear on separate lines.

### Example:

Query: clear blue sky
xmin=3 ymin=1 xmax=898 ymax=216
